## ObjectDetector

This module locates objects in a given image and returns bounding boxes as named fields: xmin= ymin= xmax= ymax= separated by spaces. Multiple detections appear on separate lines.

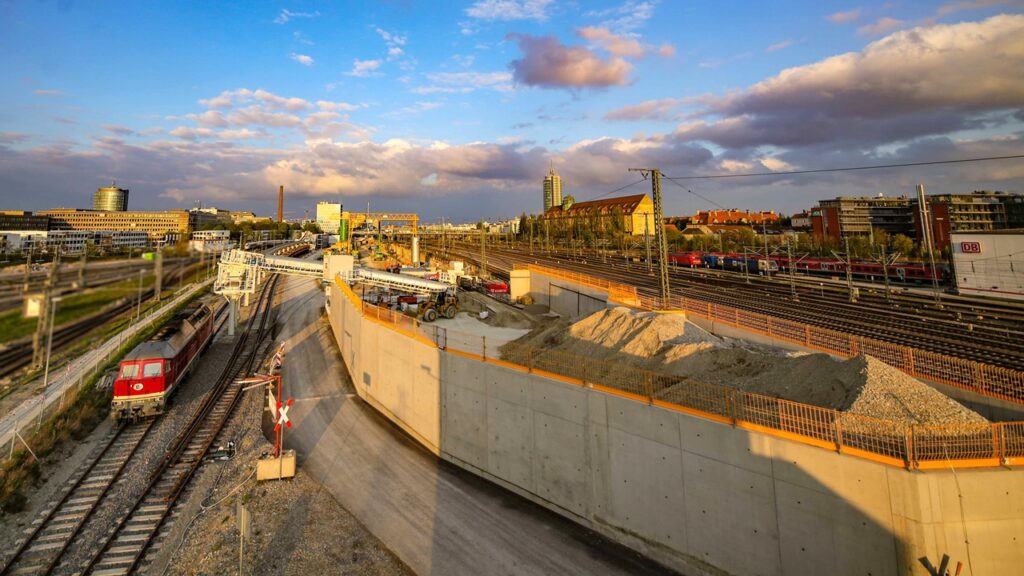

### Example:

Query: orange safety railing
xmin=522 ymin=264 xmax=1024 ymax=405
xmin=337 ymin=269 xmax=1024 ymax=469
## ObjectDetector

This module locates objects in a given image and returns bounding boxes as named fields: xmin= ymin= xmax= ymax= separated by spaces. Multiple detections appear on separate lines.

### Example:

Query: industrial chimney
xmin=277 ymin=185 xmax=284 ymax=223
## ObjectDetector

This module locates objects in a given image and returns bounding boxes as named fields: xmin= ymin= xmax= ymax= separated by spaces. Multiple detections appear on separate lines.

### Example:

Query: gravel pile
xmin=508 ymin=307 xmax=988 ymax=427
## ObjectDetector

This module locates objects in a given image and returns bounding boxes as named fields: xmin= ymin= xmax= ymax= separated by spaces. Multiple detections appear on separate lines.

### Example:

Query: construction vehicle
xmin=417 ymin=286 xmax=458 ymax=322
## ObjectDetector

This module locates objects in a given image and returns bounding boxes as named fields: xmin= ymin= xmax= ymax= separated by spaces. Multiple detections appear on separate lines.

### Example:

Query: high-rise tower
xmin=543 ymin=165 xmax=562 ymax=211
xmin=93 ymin=182 xmax=129 ymax=211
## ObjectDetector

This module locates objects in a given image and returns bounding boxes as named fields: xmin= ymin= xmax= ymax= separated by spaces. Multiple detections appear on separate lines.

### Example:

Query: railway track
xmin=0 ymin=266 xmax=199 ymax=381
xmin=0 ymin=422 xmax=154 ymax=576
xmin=430 ymin=241 xmax=1024 ymax=371
xmin=79 ymin=274 xmax=279 ymax=575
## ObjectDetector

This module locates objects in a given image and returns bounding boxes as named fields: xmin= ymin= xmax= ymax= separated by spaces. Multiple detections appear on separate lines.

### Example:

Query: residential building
xmin=810 ymin=195 xmax=914 ymax=241
xmin=913 ymin=191 xmax=1024 ymax=249
xmin=542 ymin=193 xmax=655 ymax=236
xmin=687 ymin=209 xmax=780 ymax=226
xmin=39 ymin=208 xmax=190 ymax=241
xmin=542 ymin=166 xmax=563 ymax=212
xmin=93 ymin=184 xmax=129 ymax=211
xmin=790 ymin=211 xmax=811 ymax=229
xmin=230 ymin=211 xmax=272 ymax=224
xmin=316 ymin=202 xmax=342 ymax=234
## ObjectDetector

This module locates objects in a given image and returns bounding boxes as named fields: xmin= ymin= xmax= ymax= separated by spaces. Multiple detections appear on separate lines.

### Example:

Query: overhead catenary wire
xmin=662 ymin=176 xmax=727 ymax=209
xmin=662 ymin=154 xmax=1024 ymax=181
xmin=579 ymin=178 xmax=648 ymax=203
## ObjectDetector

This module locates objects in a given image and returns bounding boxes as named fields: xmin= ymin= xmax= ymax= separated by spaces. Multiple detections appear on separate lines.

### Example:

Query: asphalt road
xmin=274 ymin=273 xmax=676 ymax=576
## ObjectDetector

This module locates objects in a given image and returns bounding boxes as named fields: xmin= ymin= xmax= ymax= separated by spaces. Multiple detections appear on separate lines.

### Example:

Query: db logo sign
xmin=132 ymin=383 xmax=144 ymax=391
xmin=960 ymin=242 xmax=982 ymax=254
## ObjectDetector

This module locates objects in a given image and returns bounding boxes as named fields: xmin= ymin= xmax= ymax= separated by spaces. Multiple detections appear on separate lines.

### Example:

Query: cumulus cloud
xmin=465 ymin=0 xmax=553 ymax=21
xmin=680 ymin=15 xmax=1024 ymax=149
xmin=604 ymin=98 xmax=682 ymax=121
xmin=347 ymin=59 xmax=382 ymax=77
xmin=507 ymin=33 xmax=632 ymax=89
xmin=577 ymin=26 xmax=645 ymax=57
xmin=290 ymin=53 xmax=314 ymax=66
xmin=199 ymin=89 xmax=311 ymax=111
xmin=273 ymin=9 xmax=320 ymax=24
xmin=826 ymin=9 xmax=862 ymax=24
xmin=858 ymin=17 xmax=905 ymax=36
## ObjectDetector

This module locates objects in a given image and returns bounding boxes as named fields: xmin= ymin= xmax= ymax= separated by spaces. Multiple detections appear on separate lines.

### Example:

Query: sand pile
xmin=507 ymin=307 xmax=987 ymax=426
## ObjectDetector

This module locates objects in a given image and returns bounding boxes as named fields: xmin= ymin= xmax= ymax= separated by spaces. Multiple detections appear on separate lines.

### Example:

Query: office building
xmin=316 ymin=201 xmax=342 ymax=234
xmin=687 ymin=209 xmax=780 ymax=226
xmin=40 ymin=208 xmax=190 ymax=241
xmin=93 ymin=184 xmax=129 ymax=211
xmin=0 ymin=211 xmax=50 ymax=232
xmin=543 ymin=167 xmax=562 ymax=212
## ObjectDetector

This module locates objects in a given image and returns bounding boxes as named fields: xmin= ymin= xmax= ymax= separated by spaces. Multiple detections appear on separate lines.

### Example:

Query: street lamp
xmin=41 ymin=295 xmax=63 ymax=392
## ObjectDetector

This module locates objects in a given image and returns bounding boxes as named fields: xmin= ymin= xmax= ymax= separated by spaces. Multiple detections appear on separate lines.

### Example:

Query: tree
xmin=302 ymin=221 xmax=322 ymax=234
xmin=888 ymin=234 xmax=915 ymax=259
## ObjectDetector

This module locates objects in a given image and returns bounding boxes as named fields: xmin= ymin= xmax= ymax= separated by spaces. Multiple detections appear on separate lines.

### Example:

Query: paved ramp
xmin=275 ymin=274 xmax=674 ymax=576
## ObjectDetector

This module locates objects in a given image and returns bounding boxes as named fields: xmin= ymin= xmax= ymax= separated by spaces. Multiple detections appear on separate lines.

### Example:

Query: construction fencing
xmin=336 ymin=277 xmax=1024 ymax=469
xmin=522 ymin=264 xmax=1024 ymax=406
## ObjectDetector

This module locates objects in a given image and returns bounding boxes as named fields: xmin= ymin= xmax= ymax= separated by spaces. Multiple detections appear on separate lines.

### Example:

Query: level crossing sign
xmin=275 ymin=399 xmax=293 ymax=431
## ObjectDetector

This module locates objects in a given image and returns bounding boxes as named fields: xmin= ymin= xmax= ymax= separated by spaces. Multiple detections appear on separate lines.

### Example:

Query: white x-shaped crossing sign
xmin=275 ymin=398 xmax=293 ymax=431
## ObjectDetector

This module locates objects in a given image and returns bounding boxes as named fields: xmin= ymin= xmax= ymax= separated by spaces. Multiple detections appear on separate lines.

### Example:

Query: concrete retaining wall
xmin=526 ymin=270 xmax=608 ymax=318
xmin=327 ymin=280 xmax=1024 ymax=576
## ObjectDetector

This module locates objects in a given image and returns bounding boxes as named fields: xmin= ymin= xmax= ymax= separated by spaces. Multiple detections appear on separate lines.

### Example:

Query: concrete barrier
xmin=326 ymin=279 xmax=1024 ymax=576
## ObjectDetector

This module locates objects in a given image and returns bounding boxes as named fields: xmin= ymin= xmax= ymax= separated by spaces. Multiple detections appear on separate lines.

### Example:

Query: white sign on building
xmin=951 ymin=231 xmax=1023 ymax=301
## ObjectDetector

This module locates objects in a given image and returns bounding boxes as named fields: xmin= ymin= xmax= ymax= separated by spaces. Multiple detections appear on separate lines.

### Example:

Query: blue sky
xmin=1 ymin=0 xmax=1023 ymax=222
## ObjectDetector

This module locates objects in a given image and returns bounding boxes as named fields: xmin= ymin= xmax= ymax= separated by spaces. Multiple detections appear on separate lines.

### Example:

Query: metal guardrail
xmin=1 ymin=279 xmax=214 ymax=458
xmin=335 ymin=275 xmax=1024 ymax=470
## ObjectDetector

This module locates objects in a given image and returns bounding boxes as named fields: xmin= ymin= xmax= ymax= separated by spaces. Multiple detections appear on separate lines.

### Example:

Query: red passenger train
xmin=112 ymin=304 xmax=216 ymax=422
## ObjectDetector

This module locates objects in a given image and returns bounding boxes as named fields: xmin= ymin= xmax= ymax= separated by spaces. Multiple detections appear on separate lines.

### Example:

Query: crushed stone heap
xmin=506 ymin=307 xmax=987 ymax=427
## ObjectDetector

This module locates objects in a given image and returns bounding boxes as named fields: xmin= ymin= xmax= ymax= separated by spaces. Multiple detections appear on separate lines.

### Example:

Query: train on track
xmin=667 ymin=251 xmax=949 ymax=284
xmin=111 ymin=303 xmax=216 ymax=422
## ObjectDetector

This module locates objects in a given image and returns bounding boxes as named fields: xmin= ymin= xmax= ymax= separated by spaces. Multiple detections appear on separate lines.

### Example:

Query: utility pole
xmin=786 ymin=237 xmax=798 ymax=301
xmin=154 ymin=248 xmax=163 ymax=302
xmin=917 ymin=184 xmax=942 ymax=306
xmin=136 ymin=269 xmax=144 ymax=323
xmin=644 ymin=212 xmax=652 ymax=273
xmin=879 ymin=243 xmax=899 ymax=304
xmin=32 ymin=253 xmax=60 ymax=369
xmin=78 ymin=247 xmax=87 ymax=290
xmin=833 ymin=237 xmax=856 ymax=302
xmin=480 ymin=225 xmax=487 ymax=278
xmin=629 ymin=168 xmax=669 ymax=306
xmin=529 ymin=219 xmax=534 ymax=255
xmin=23 ymin=242 xmax=33 ymax=294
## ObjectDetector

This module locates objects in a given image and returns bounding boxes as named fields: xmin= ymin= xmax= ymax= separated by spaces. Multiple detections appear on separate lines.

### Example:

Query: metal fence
xmin=337 ymin=271 xmax=1024 ymax=469
xmin=523 ymin=263 xmax=1024 ymax=405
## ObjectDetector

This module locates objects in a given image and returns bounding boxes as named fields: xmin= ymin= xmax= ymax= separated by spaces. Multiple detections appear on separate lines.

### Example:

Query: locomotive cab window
xmin=119 ymin=364 xmax=139 ymax=379
xmin=143 ymin=362 xmax=163 ymax=378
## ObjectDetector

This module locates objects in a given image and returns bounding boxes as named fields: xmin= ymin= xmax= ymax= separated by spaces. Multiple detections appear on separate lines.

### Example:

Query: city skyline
xmin=1 ymin=1 xmax=1023 ymax=221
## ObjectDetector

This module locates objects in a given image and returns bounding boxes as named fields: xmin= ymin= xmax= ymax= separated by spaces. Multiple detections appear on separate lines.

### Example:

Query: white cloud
xmin=858 ymin=17 xmax=905 ymax=36
xmin=577 ymin=26 xmax=645 ymax=57
xmin=290 ymin=53 xmax=314 ymax=66
xmin=766 ymin=39 xmax=793 ymax=52
xmin=347 ymin=59 xmax=382 ymax=77
xmin=386 ymin=102 xmax=442 ymax=116
xmin=198 ymin=89 xmax=311 ymax=111
xmin=465 ymin=0 xmax=553 ymax=21
xmin=507 ymin=33 xmax=633 ymax=89
xmin=413 ymin=71 xmax=513 ymax=94
xmin=293 ymin=31 xmax=313 ymax=45
xmin=826 ymin=9 xmax=862 ymax=24
xmin=273 ymin=9 xmax=320 ymax=24
xmin=586 ymin=0 xmax=657 ymax=33
xmin=603 ymin=98 xmax=682 ymax=121
xmin=33 ymin=89 xmax=64 ymax=96
xmin=316 ymin=100 xmax=364 ymax=112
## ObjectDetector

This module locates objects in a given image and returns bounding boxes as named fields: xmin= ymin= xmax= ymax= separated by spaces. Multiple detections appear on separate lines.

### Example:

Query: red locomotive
xmin=112 ymin=304 xmax=216 ymax=421
xmin=667 ymin=251 xmax=704 ymax=267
